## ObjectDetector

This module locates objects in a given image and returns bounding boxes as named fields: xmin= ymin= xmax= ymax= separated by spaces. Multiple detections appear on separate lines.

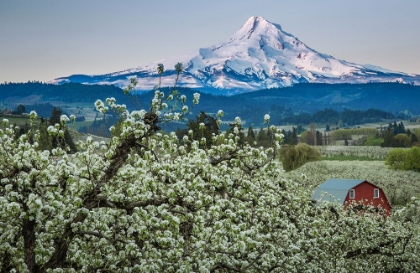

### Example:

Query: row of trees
xmin=175 ymin=112 xmax=285 ymax=149
xmin=382 ymin=121 xmax=419 ymax=147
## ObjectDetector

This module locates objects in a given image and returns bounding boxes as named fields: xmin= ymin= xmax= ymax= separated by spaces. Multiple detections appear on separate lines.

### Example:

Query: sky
xmin=1 ymin=0 xmax=420 ymax=83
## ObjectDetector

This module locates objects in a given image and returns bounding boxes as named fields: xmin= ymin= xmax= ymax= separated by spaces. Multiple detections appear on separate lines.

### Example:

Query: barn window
xmin=374 ymin=188 xmax=380 ymax=198
xmin=349 ymin=189 xmax=355 ymax=199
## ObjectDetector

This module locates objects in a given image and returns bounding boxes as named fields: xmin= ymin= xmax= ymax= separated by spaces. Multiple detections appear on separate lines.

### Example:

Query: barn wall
xmin=344 ymin=182 xmax=391 ymax=215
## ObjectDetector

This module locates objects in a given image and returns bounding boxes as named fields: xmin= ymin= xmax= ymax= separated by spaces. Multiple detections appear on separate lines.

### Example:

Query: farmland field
xmin=317 ymin=145 xmax=398 ymax=159
xmin=282 ymin=159 xmax=420 ymax=205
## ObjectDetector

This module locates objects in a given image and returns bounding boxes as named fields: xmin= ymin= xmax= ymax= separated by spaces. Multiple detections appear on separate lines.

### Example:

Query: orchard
xmin=1 ymin=65 xmax=420 ymax=272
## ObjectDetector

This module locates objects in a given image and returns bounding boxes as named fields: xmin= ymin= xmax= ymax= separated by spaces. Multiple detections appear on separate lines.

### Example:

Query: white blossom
xmin=264 ymin=114 xmax=270 ymax=124
xmin=60 ymin=115 xmax=70 ymax=123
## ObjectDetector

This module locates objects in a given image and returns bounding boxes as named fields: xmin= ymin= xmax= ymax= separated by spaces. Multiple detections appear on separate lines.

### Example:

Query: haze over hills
xmin=51 ymin=16 xmax=420 ymax=94
xmin=2 ymin=82 xmax=420 ymax=127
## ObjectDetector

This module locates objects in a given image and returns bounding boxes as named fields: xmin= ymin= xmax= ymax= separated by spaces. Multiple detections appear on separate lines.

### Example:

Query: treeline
xmin=24 ymin=103 xmax=55 ymax=118
xmin=174 ymin=111 xmax=284 ymax=149
xmin=279 ymin=108 xmax=395 ymax=126
xmin=382 ymin=121 xmax=419 ymax=147
xmin=3 ymin=103 xmax=85 ymax=122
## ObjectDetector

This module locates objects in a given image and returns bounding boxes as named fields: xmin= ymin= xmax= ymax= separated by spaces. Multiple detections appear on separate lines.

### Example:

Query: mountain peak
xmin=51 ymin=17 xmax=420 ymax=92
xmin=233 ymin=16 xmax=280 ymax=41
xmin=244 ymin=16 xmax=269 ymax=26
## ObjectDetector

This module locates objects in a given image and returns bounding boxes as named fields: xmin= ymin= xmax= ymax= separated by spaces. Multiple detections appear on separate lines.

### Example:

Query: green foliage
xmin=393 ymin=133 xmax=410 ymax=147
xmin=381 ymin=122 xmax=415 ymax=148
xmin=49 ymin=107 xmax=62 ymax=126
xmin=363 ymin=137 xmax=384 ymax=146
xmin=64 ymin=128 xmax=77 ymax=153
xmin=37 ymin=118 xmax=52 ymax=151
xmin=406 ymin=146 xmax=420 ymax=171
xmin=412 ymin=128 xmax=420 ymax=139
xmin=176 ymin=111 xmax=220 ymax=149
xmin=255 ymin=127 xmax=272 ymax=147
xmin=16 ymin=104 xmax=26 ymax=114
xmin=246 ymin=126 xmax=256 ymax=145
xmin=386 ymin=147 xmax=420 ymax=172
xmin=280 ymin=143 xmax=321 ymax=171
xmin=281 ymin=127 xmax=299 ymax=145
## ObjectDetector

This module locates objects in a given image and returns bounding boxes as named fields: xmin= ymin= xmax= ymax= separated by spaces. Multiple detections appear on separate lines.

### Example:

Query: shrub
xmin=280 ymin=143 xmax=321 ymax=171
xmin=386 ymin=148 xmax=408 ymax=170
xmin=386 ymin=146 xmax=420 ymax=171
xmin=406 ymin=146 xmax=420 ymax=171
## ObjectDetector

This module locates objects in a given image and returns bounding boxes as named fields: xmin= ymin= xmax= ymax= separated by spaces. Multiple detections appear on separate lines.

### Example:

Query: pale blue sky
xmin=1 ymin=0 xmax=419 ymax=83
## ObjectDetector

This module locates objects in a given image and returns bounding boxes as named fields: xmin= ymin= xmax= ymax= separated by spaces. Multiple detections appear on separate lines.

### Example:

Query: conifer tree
xmin=64 ymin=128 xmax=77 ymax=153
xmin=292 ymin=127 xmax=298 ymax=145
xmin=16 ymin=104 xmax=26 ymax=114
xmin=246 ymin=126 xmax=256 ymax=145
xmin=37 ymin=118 xmax=52 ymax=151
xmin=49 ymin=107 xmax=62 ymax=126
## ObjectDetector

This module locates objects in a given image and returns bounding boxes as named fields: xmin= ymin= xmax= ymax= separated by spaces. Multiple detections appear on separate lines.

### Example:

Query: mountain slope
xmin=51 ymin=16 xmax=420 ymax=93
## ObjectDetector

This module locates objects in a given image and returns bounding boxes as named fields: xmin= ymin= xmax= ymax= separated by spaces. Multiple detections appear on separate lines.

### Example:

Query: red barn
xmin=312 ymin=179 xmax=391 ymax=215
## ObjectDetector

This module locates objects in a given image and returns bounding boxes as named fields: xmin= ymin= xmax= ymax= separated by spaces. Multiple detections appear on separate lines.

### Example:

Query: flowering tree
xmin=1 ymin=66 xmax=420 ymax=272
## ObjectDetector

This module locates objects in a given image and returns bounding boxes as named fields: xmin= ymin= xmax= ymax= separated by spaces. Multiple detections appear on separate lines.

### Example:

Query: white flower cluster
xmin=264 ymin=114 xmax=270 ymax=124
xmin=60 ymin=115 xmax=70 ymax=123
xmin=95 ymin=99 xmax=109 ymax=114
xmin=1 ymin=118 xmax=9 ymax=126
xmin=29 ymin=110 xmax=38 ymax=120
xmin=106 ymin=97 xmax=128 ymax=116
xmin=193 ymin=92 xmax=200 ymax=104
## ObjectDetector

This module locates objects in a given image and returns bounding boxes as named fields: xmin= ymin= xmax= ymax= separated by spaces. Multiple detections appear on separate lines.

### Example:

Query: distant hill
xmin=1 ymin=82 xmax=419 ymax=127
xmin=0 ymin=82 xmax=128 ymax=106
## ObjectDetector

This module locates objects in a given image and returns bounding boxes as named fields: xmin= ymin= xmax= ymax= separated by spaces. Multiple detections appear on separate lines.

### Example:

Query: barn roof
xmin=311 ymin=179 xmax=366 ymax=204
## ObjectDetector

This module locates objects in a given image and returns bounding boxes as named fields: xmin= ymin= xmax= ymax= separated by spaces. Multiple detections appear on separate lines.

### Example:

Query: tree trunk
xmin=23 ymin=218 xmax=39 ymax=273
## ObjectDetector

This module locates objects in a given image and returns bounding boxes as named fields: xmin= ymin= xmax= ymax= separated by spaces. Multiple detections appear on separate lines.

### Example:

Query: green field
xmin=363 ymin=137 xmax=384 ymax=146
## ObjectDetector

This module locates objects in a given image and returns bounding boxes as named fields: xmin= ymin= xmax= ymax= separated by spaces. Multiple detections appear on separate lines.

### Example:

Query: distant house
xmin=312 ymin=179 xmax=391 ymax=215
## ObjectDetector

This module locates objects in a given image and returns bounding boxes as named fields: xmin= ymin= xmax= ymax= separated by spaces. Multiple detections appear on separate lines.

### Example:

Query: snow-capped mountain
xmin=51 ymin=16 xmax=420 ymax=94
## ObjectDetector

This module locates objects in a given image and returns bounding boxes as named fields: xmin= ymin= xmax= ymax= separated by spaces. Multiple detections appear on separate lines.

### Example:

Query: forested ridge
xmin=1 ymin=82 xmax=419 ymax=127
